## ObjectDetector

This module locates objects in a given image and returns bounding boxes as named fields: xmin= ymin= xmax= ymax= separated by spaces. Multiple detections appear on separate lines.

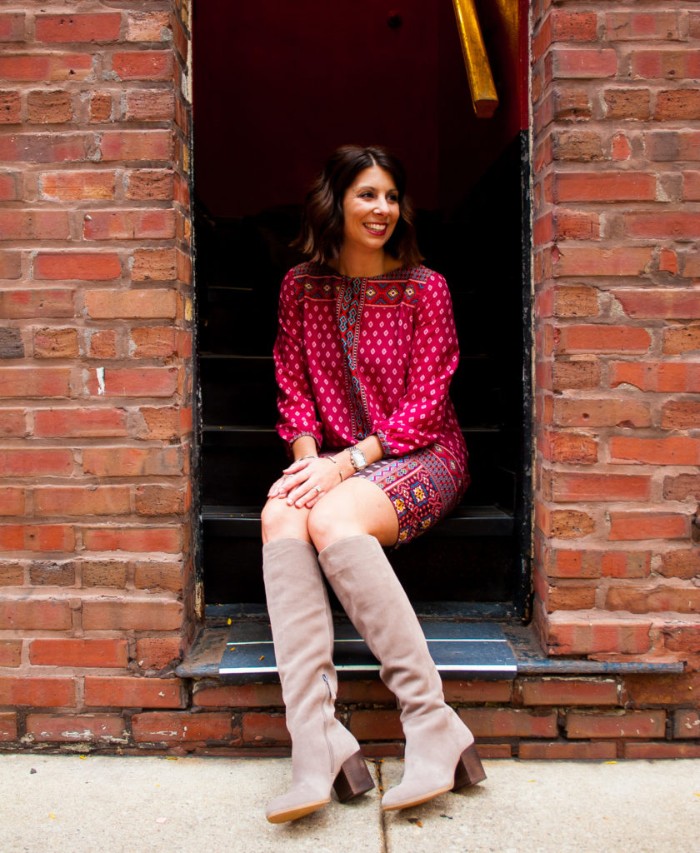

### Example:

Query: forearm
xmin=291 ymin=435 xmax=319 ymax=461
xmin=331 ymin=435 xmax=383 ymax=480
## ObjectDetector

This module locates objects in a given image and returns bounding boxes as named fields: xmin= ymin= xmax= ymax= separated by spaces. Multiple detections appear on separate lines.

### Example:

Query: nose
xmin=374 ymin=196 xmax=390 ymax=215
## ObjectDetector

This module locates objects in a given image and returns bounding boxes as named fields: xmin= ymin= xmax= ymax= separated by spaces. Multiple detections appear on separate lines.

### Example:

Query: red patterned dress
xmin=273 ymin=261 xmax=468 ymax=545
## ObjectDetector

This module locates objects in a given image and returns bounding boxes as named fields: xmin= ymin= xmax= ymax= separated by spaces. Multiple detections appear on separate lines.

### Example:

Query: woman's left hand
xmin=268 ymin=456 xmax=342 ymax=509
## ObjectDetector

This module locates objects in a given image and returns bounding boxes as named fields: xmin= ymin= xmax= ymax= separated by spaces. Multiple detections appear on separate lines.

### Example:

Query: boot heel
xmin=333 ymin=751 xmax=375 ymax=802
xmin=452 ymin=744 xmax=487 ymax=791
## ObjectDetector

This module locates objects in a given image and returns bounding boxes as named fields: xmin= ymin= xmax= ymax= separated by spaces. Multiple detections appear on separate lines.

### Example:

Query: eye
xmin=387 ymin=193 xmax=399 ymax=203
xmin=359 ymin=191 xmax=375 ymax=199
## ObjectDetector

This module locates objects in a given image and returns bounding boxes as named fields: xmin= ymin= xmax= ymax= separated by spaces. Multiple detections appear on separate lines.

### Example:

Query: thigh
xmin=307 ymin=477 xmax=399 ymax=552
xmin=260 ymin=496 xmax=312 ymax=544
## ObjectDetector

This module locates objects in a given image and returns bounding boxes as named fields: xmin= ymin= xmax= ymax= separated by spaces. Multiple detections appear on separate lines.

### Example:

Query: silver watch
xmin=348 ymin=445 xmax=368 ymax=472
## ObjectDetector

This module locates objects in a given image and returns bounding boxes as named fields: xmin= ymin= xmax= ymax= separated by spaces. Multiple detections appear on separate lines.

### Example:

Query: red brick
xmin=601 ymin=552 xmax=651 ymax=580
xmin=630 ymin=50 xmax=700 ymax=80
xmin=34 ymin=486 xmax=131 ymax=517
xmin=0 ymin=53 xmax=93 ymax=82
xmin=82 ymin=597 xmax=183 ymax=631
xmin=606 ymin=11 xmax=680 ymax=41
xmin=0 ymin=289 xmax=74 ymax=319
xmin=552 ymin=359 xmax=601 ymax=391
xmin=0 ymin=562 xmax=24 ymax=585
xmin=658 ymin=549 xmax=700 ymax=580
xmin=0 ymin=410 xmax=26 ymax=436
xmin=553 ymin=398 xmax=651 ymax=428
xmin=26 ymin=90 xmax=73 ymax=124
xmin=610 ymin=437 xmax=700 ymax=466
xmin=0 ymin=712 xmax=18 ymax=742
xmin=349 ymin=709 xmax=401 ymax=741
xmin=125 ymin=90 xmax=175 ymax=122
xmin=550 ymin=48 xmax=617 ymax=79
xmin=555 ymin=172 xmax=656 ymax=203
xmin=624 ymin=672 xmax=699 ymax=706
xmin=0 ymin=131 xmax=97 ymax=163
xmin=100 ymin=130 xmax=172 ymax=162
xmin=29 ymin=561 xmax=75 ymax=586
xmin=0 ymin=640 xmax=21 ymax=667
xmin=0 ymin=13 xmax=24 ymax=42
xmin=614 ymin=290 xmax=700 ymax=320
xmin=126 ymin=12 xmax=171 ymax=43
xmin=603 ymin=88 xmax=651 ymax=120
xmin=85 ymin=289 xmax=177 ymax=319
xmin=136 ymin=407 xmax=192 ymax=440
xmin=135 ymin=485 xmax=187 ymax=517
xmin=39 ymin=170 xmax=115 ymax=201
xmin=0 ymin=487 xmax=24 ymax=516
xmin=194 ymin=683 xmax=283 ymax=709
xmin=0 ymin=448 xmax=73 ymax=477
xmin=84 ymin=676 xmax=185 ymax=709
xmin=130 ymin=327 xmax=178 ymax=358
xmin=566 ymin=710 xmax=666 ymax=739
xmin=34 ymin=251 xmax=121 ymax=280
xmin=88 ymin=330 xmax=119 ymax=359
xmin=0 ymin=597 xmax=72 ymax=629
xmin=33 ymin=328 xmax=79 ymax=359
xmin=545 ymin=613 xmax=653 ymax=655
xmin=625 ymin=212 xmax=700 ymax=240
xmin=551 ymin=10 xmax=598 ymax=43
xmin=0 ymin=210 xmax=70 ymax=240
xmin=29 ymin=638 xmax=127 ymax=668
xmin=519 ymin=741 xmax=617 ymax=760
xmin=442 ymin=680 xmax=514 ymax=704
xmin=82 ymin=446 xmax=183 ymax=477
xmin=135 ymin=637 xmax=182 ymax=671
xmin=556 ymin=325 xmax=651 ymax=353
xmin=0 ymin=250 xmax=21 ymax=278
xmin=35 ymin=14 xmax=122 ymax=44
xmin=0 ymin=91 xmax=21 ymax=125
xmin=26 ymin=714 xmax=127 ymax=743
xmin=81 ymin=526 xmax=183 ymax=554
xmin=81 ymin=559 xmax=129 ymax=588
xmin=553 ymin=247 xmax=653 ymax=278
xmin=83 ymin=209 xmax=175 ymax=241
xmin=624 ymin=742 xmax=700 ymax=759
xmin=112 ymin=51 xmax=173 ymax=81
xmin=553 ymin=285 xmax=599 ymax=318
xmin=34 ymin=408 xmax=128 ymax=438
xmin=0 ymin=524 xmax=75 ymax=552
xmin=242 ymin=712 xmax=289 ymax=745
xmin=461 ymin=708 xmax=559 ymax=738
xmin=0 ymin=677 xmax=75 ymax=707
xmin=606 ymin=583 xmax=700 ymax=615
xmin=683 ymin=173 xmax=700 ymax=202
xmin=132 ymin=712 xmax=233 ymax=743
xmin=536 ymin=507 xmax=595 ymax=540
xmin=664 ymin=625 xmax=700 ymax=655
xmin=661 ymin=401 xmax=700 ymax=430
xmin=131 ymin=248 xmax=176 ymax=281
xmin=89 ymin=91 xmax=113 ymax=123
xmin=85 ymin=367 xmax=179 ymax=397
xmin=551 ymin=129 xmax=604 ymax=162
xmin=549 ymin=474 xmax=650 ymax=503
xmin=541 ymin=431 xmax=598 ymax=464
xmin=655 ymin=90 xmax=700 ymax=121
xmin=608 ymin=512 xmax=689 ymax=541
xmin=610 ymin=362 xmax=700 ymax=393
xmin=126 ymin=169 xmax=174 ymax=200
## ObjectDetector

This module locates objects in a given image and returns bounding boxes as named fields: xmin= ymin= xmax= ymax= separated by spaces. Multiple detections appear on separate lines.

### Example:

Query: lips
xmin=364 ymin=222 xmax=387 ymax=235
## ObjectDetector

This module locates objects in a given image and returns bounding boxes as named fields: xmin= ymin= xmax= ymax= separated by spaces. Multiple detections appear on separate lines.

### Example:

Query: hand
xmin=268 ymin=456 xmax=341 ymax=509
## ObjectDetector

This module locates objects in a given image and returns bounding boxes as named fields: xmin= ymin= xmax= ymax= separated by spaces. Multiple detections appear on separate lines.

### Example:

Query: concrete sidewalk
xmin=0 ymin=753 xmax=697 ymax=852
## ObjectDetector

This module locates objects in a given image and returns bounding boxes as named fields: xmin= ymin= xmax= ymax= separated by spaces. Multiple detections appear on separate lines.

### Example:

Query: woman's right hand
xmin=268 ymin=456 xmax=342 ymax=509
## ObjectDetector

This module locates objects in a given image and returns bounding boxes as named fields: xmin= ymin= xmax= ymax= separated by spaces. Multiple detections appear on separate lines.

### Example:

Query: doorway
xmin=192 ymin=0 xmax=531 ymax=616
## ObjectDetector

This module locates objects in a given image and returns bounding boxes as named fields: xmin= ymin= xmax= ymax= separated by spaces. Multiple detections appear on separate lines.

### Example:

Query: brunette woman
xmin=260 ymin=145 xmax=485 ymax=823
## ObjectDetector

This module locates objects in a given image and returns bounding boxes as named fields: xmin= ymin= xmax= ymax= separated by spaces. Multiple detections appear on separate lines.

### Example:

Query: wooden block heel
xmin=452 ymin=744 xmax=487 ymax=791
xmin=333 ymin=751 xmax=375 ymax=802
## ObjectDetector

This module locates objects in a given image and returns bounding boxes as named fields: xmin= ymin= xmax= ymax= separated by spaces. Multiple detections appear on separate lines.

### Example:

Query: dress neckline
xmin=316 ymin=261 xmax=416 ymax=281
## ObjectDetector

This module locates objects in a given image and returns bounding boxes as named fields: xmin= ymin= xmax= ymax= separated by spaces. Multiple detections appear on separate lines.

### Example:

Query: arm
xmin=373 ymin=273 xmax=460 ymax=456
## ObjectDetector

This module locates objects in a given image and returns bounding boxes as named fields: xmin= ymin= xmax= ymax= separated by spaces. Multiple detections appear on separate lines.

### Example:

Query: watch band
xmin=349 ymin=444 xmax=368 ymax=472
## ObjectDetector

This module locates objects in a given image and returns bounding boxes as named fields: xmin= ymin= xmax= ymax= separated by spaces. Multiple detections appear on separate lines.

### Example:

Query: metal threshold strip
xmin=219 ymin=620 xmax=518 ymax=681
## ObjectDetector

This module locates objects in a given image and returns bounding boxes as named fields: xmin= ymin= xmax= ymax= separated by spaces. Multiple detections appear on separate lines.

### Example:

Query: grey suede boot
xmin=318 ymin=534 xmax=485 ymax=812
xmin=262 ymin=538 xmax=374 ymax=823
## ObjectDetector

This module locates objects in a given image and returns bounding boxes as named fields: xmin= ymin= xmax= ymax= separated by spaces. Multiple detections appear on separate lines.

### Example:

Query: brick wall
xmin=0 ymin=0 xmax=195 ymax=746
xmin=531 ymin=0 xmax=700 ymax=673
xmin=0 ymin=0 xmax=698 ymax=756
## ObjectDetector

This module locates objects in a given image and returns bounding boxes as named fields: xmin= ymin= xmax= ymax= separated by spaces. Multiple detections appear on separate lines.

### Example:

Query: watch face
xmin=350 ymin=446 xmax=367 ymax=470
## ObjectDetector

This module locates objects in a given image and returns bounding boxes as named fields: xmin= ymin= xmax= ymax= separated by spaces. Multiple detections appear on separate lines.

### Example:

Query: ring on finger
xmin=314 ymin=485 xmax=322 ymax=494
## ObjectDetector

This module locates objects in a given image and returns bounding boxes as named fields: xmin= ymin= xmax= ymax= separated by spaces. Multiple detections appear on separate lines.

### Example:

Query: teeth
xmin=365 ymin=223 xmax=386 ymax=233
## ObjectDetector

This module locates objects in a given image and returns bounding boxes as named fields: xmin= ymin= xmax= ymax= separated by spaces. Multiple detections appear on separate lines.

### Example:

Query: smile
xmin=364 ymin=223 xmax=388 ymax=235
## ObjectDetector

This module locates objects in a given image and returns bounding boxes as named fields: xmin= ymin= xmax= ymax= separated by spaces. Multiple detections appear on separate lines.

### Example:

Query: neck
xmin=336 ymin=246 xmax=389 ymax=278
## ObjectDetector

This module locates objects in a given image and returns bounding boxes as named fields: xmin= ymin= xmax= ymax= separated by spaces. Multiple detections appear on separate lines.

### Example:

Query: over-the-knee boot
xmin=262 ymin=538 xmax=374 ymax=823
xmin=318 ymin=534 xmax=485 ymax=812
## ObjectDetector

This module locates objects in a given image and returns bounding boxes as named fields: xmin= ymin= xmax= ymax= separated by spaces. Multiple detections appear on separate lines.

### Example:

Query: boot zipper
xmin=321 ymin=673 xmax=335 ymax=771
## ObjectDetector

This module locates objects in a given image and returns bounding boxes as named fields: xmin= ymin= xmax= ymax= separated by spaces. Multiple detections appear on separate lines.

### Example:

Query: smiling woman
xmin=258 ymin=145 xmax=485 ymax=824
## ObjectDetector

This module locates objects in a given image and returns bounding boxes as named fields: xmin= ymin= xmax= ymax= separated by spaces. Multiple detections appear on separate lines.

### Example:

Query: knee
xmin=307 ymin=500 xmax=347 ymax=552
xmin=260 ymin=498 xmax=310 ymax=544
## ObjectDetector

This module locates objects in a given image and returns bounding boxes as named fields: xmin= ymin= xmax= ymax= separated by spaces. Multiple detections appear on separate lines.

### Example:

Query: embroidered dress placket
xmin=336 ymin=277 xmax=373 ymax=441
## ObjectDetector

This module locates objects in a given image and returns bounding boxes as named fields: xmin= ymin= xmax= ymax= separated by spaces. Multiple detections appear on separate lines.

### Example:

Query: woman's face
xmin=341 ymin=165 xmax=399 ymax=254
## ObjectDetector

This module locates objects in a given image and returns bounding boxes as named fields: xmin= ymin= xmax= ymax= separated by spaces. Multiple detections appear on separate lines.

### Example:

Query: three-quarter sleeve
xmin=374 ymin=273 xmax=460 ymax=456
xmin=273 ymin=269 xmax=323 ymax=448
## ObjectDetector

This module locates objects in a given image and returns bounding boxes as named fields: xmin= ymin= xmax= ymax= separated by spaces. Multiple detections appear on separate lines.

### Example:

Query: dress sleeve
xmin=373 ymin=273 xmax=460 ymax=456
xmin=273 ymin=268 xmax=323 ymax=449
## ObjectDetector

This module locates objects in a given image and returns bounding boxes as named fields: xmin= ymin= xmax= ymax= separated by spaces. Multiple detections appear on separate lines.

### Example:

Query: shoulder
xmin=281 ymin=262 xmax=337 ymax=301
xmin=403 ymin=265 xmax=451 ymax=301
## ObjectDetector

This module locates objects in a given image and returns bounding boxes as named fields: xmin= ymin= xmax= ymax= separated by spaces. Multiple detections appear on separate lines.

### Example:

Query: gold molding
xmin=451 ymin=0 xmax=499 ymax=118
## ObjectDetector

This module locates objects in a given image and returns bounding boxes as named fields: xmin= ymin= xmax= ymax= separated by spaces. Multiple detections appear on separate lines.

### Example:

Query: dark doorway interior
xmin=193 ymin=0 xmax=530 ymax=615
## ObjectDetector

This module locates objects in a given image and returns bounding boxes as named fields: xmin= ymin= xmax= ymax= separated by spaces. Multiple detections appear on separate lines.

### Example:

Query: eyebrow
xmin=354 ymin=184 xmax=398 ymax=193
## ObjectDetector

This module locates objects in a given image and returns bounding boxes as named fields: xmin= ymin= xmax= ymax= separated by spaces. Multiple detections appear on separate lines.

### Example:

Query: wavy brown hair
xmin=296 ymin=145 xmax=422 ymax=267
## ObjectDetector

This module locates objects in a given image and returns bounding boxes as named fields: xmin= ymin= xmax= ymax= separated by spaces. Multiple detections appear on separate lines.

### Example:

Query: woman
xmin=261 ymin=145 xmax=485 ymax=824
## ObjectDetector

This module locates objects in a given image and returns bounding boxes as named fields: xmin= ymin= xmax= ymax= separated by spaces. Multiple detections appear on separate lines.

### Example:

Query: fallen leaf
xmin=259 ymin=655 xmax=265 ymax=661
xmin=227 ymin=618 xmax=232 ymax=626
xmin=407 ymin=818 xmax=423 ymax=827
